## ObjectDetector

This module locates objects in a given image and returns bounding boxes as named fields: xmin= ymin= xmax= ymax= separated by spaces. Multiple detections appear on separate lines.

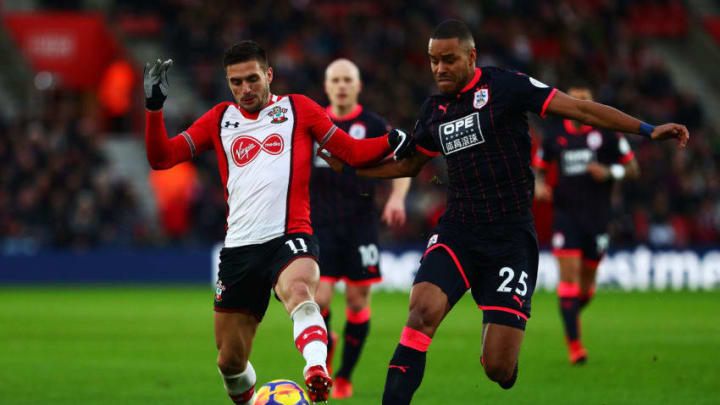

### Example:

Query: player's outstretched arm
xmin=317 ymin=149 xmax=431 ymax=179
xmin=546 ymin=91 xmax=689 ymax=148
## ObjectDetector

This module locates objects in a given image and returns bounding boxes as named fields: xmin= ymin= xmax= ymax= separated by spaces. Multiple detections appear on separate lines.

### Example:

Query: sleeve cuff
xmin=532 ymin=154 xmax=550 ymax=169
xmin=619 ymin=151 xmax=635 ymax=164
xmin=417 ymin=145 xmax=441 ymax=157
xmin=540 ymin=88 xmax=558 ymax=119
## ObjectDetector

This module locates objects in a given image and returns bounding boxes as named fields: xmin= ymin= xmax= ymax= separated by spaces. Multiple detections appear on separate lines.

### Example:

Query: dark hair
xmin=431 ymin=19 xmax=474 ymax=44
xmin=223 ymin=41 xmax=269 ymax=69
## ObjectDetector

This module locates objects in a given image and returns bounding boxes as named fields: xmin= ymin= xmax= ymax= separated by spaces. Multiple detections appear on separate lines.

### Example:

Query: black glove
xmin=388 ymin=128 xmax=415 ymax=161
xmin=144 ymin=59 xmax=173 ymax=111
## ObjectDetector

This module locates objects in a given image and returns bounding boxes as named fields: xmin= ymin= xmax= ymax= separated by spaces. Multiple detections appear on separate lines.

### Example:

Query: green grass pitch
xmin=1 ymin=286 xmax=718 ymax=404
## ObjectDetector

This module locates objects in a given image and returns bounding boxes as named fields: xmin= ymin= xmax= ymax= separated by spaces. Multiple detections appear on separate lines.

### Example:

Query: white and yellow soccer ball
xmin=254 ymin=380 xmax=310 ymax=405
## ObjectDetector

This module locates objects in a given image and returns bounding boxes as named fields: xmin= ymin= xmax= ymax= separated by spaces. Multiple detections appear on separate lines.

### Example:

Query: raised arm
xmin=144 ymin=59 xmax=216 ymax=170
xmin=145 ymin=110 xmax=194 ymax=170
xmin=546 ymin=91 xmax=689 ymax=148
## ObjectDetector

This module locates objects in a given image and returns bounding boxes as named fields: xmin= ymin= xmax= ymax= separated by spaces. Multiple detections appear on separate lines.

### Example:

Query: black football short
xmin=315 ymin=223 xmax=382 ymax=286
xmin=551 ymin=210 xmax=609 ymax=265
xmin=414 ymin=221 xmax=539 ymax=330
xmin=214 ymin=233 xmax=319 ymax=321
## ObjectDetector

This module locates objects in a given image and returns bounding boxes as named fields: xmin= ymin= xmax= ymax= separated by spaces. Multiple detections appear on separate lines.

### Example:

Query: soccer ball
xmin=254 ymin=380 xmax=310 ymax=405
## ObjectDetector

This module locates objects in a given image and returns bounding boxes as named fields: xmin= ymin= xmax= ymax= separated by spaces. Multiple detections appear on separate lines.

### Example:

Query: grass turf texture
xmin=0 ymin=287 xmax=718 ymax=404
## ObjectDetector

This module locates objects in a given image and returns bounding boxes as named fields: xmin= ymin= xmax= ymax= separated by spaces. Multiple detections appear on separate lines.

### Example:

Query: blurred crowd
xmin=0 ymin=93 xmax=143 ymax=252
xmin=2 ymin=0 xmax=719 ymax=252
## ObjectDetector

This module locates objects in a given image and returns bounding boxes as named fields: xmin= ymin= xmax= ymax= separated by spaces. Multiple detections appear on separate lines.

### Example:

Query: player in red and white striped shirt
xmin=143 ymin=41 xmax=406 ymax=403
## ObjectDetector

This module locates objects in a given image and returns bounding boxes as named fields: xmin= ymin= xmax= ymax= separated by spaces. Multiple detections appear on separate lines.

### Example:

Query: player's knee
xmin=346 ymin=294 xmax=369 ymax=313
xmin=285 ymin=280 xmax=312 ymax=303
xmin=406 ymin=304 xmax=441 ymax=337
xmin=482 ymin=359 xmax=515 ymax=383
xmin=217 ymin=352 xmax=247 ymax=375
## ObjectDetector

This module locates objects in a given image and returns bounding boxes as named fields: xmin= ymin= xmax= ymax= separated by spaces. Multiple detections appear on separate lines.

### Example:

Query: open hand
xmin=144 ymin=59 xmax=173 ymax=111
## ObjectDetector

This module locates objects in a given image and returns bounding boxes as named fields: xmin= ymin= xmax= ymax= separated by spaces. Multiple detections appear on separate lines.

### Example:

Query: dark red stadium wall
xmin=3 ymin=12 xmax=122 ymax=90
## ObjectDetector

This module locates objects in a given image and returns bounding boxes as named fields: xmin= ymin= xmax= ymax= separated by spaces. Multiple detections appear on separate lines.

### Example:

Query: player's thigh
xmin=472 ymin=223 xmax=538 ymax=331
xmin=345 ymin=284 xmax=371 ymax=312
xmin=275 ymin=257 xmax=320 ymax=310
xmin=406 ymin=282 xmax=453 ymax=338
xmin=214 ymin=311 xmax=260 ymax=372
xmin=270 ymin=233 xmax=321 ymax=312
xmin=557 ymin=256 xmax=582 ymax=283
xmin=580 ymin=265 xmax=598 ymax=293
xmin=408 ymin=244 xmax=468 ymax=337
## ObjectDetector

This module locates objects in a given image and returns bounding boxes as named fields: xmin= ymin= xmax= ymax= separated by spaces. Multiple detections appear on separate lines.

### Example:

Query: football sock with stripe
xmin=219 ymin=362 xmax=256 ymax=405
xmin=291 ymin=300 xmax=328 ymax=373
xmin=558 ymin=282 xmax=581 ymax=341
xmin=382 ymin=327 xmax=431 ymax=405
xmin=336 ymin=307 xmax=371 ymax=380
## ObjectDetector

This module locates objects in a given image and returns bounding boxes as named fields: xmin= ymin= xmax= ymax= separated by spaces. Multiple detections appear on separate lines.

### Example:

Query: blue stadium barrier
xmin=2 ymin=246 xmax=719 ymax=290
xmin=0 ymin=248 xmax=213 ymax=283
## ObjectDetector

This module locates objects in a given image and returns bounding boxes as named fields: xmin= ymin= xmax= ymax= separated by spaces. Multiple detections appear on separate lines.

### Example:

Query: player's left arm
xmin=546 ymin=91 xmax=689 ymax=148
xmin=317 ymin=148 xmax=432 ymax=179
xmin=381 ymin=177 xmax=411 ymax=227
xmin=295 ymin=94 xmax=393 ymax=166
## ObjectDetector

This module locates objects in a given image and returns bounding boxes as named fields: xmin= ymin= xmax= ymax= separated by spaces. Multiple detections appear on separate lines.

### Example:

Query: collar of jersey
xmin=236 ymin=94 xmax=280 ymax=120
xmin=563 ymin=119 xmax=593 ymax=135
xmin=326 ymin=104 xmax=363 ymax=122
xmin=459 ymin=67 xmax=483 ymax=93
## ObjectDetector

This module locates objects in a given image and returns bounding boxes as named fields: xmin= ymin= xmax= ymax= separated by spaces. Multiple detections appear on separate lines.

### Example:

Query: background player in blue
xmin=533 ymin=85 xmax=639 ymax=365
xmin=318 ymin=19 xmax=688 ymax=404
xmin=310 ymin=58 xmax=411 ymax=399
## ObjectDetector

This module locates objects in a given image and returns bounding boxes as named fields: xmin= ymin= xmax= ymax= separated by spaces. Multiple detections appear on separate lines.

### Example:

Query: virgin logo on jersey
xmin=438 ymin=112 xmax=485 ymax=155
xmin=230 ymin=134 xmax=284 ymax=167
